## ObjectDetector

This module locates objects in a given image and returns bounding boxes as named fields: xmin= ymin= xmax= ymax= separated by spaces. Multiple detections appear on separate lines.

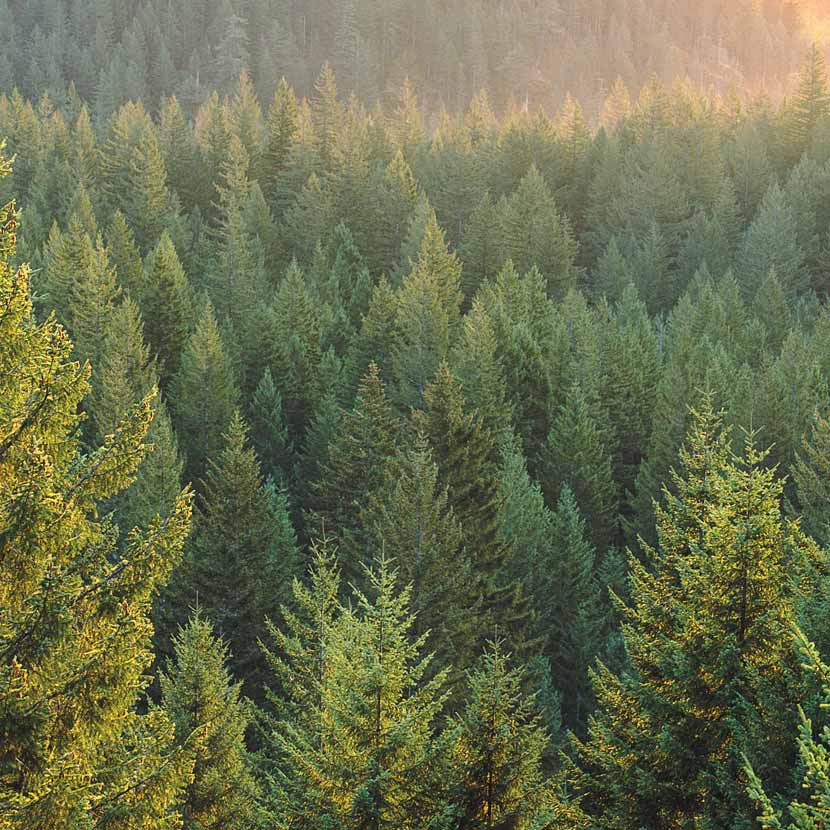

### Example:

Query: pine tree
xmin=160 ymin=612 xmax=261 ymax=830
xmin=745 ymin=628 xmax=830 ymax=830
xmin=739 ymin=182 xmax=807 ymax=302
xmin=125 ymin=130 xmax=175 ymax=253
xmin=414 ymin=364 xmax=535 ymax=661
xmin=308 ymin=363 xmax=400 ymax=587
xmin=540 ymin=382 xmax=619 ymax=553
xmin=542 ymin=486 xmax=604 ymax=732
xmin=42 ymin=214 xmax=94 ymax=323
xmin=446 ymin=640 xmax=555 ymax=830
xmin=91 ymin=298 xmax=183 ymax=536
xmin=0 ymin=146 xmax=193 ymax=830
xmin=568 ymin=404 xmax=820 ymax=830
xmin=171 ymin=413 xmax=299 ymax=696
xmin=68 ymin=234 xmax=120 ymax=372
xmin=249 ymin=367 xmax=293 ymax=486
xmin=170 ymin=303 xmax=239 ymax=486
xmin=105 ymin=209 xmax=144 ymax=299
xmin=459 ymin=192 xmax=503 ymax=304
xmin=793 ymin=409 xmax=830 ymax=548
xmin=142 ymin=230 xmax=193 ymax=386
xmin=260 ymin=77 xmax=299 ymax=210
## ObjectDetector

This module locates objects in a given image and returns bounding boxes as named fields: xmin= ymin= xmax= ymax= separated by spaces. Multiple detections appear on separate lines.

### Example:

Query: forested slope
xmin=5 ymin=14 xmax=830 ymax=830
xmin=0 ymin=0 xmax=826 ymax=116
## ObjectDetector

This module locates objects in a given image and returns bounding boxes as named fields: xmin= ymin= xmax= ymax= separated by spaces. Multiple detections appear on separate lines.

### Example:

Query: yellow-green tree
xmin=0 ymin=146 xmax=194 ymax=829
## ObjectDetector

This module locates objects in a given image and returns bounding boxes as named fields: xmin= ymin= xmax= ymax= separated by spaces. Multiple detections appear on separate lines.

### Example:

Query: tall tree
xmin=171 ymin=413 xmax=300 ymax=695
xmin=160 ymin=612 xmax=261 ymax=830
xmin=0 ymin=146 xmax=193 ymax=830
xmin=568 ymin=404 xmax=820 ymax=830
xmin=446 ymin=640 xmax=556 ymax=830
xmin=170 ymin=303 xmax=239 ymax=486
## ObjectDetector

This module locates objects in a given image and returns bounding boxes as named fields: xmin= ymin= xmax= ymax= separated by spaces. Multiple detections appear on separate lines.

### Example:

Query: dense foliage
xmin=5 ymin=12 xmax=830 ymax=828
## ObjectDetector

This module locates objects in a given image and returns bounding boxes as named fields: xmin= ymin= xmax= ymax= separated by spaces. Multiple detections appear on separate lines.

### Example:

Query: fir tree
xmin=0 ymin=146 xmax=193 ymax=830
xmin=172 ymin=412 xmax=299 ymax=698
xmin=568 ymin=404 xmax=820 ymax=830
xmin=170 ymin=303 xmax=239 ymax=486
xmin=446 ymin=640 xmax=555 ymax=830
xmin=160 ymin=612 xmax=261 ymax=830
xmin=141 ymin=230 xmax=193 ymax=386
xmin=789 ymin=43 xmax=830 ymax=162
xmin=391 ymin=209 xmax=463 ymax=409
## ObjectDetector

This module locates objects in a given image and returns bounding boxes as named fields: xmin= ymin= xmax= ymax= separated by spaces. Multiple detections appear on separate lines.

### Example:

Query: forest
xmin=5 ymin=0 xmax=830 ymax=828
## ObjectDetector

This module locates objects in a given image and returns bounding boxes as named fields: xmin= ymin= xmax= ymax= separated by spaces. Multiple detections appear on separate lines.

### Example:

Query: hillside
xmin=0 ymin=0 xmax=824 ymax=116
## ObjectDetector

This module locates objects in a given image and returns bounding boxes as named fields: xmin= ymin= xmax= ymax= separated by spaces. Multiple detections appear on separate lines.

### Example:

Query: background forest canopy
xmin=10 ymin=2 xmax=830 ymax=830
xmin=3 ymin=0 xmax=830 ymax=118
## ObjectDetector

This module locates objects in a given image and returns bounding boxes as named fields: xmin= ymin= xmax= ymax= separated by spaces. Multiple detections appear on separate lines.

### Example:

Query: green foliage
xmin=171 ymin=413 xmax=300 ymax=696
xmin=568 ymin=404 xmax=820 ymax=830
xmin=0 ymin=145 xmax=193 ymax=830
xmin=446 ymin=641 xmax=556 ymax=829
xmin=170 ymin=303 xmax=240 ymax=485
xmin=161 ymin=612 xmax=261 ymax=830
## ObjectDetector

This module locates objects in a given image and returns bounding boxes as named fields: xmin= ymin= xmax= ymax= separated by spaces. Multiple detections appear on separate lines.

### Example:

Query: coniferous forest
xmin=6 ymin=2 xmax=830 ymax=828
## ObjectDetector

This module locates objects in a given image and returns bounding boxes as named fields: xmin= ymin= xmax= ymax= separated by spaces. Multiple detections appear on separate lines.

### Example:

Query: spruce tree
xmin=792 ymin=409 xmax=830 ymax=548
xmin=391 ymin=209 xmax=463 ymax=409
xmin=789 ymin=43 xmax=830 ymax=162
xmin=363 ymin=434 xmax=475 ymax=681
xmin=308 ymin=363 xmax=399 ymax=587
xmin=261 ymin=77 xmax=299 ymax=210
xmin=160 ymin=612 xmax=261 ymax=830
xmin=541 ymin=382 xmax=619 ymax=553
xmin=273 ymin=555 xmax=448 ymax=829
xmin=0 ymin=146 xmax=193 ymax=830
xmin=105 ymin=209 xmax=144 ymax=299
xmin=542 ymin=486 xmax=604 ymax=732
xmin=499 ymin=164 xmax=578 ymax=298
xmin=414 ymin=364 xmax=536 ymax=662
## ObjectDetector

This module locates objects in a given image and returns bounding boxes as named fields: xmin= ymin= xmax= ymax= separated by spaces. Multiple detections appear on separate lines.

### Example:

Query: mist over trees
xmin=1 ymin=0 xmax=825 ymax=118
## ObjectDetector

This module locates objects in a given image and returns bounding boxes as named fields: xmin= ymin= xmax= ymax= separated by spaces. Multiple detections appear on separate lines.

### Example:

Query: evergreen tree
xmin=170 ymin=303 xmax=239 ymax=486
xmin=308 ymin=363 xmax=399 ymax=587
xmin=542 ymin=486 xmax=604 ymax=732
xmin=261 ymin=77 xmax=299 ymax=210
xmin=0 ymin=147 xmax=193 ymax=830
xmin=789 ymin=43 xmax=830 ymax=162
xmin=172 ymin=413 xmax=299 ymax=696
xmin=499 ymin=164 xmax=578 ymax=298
xmin=540 ymin=382 xmax=619 ymax=553
xmin=414 ymin=365 xmax=536 ymax=661
xmin=105 ymin=209 xmax=144 ymax=299
xmin=273 ymin=555 xmax=448 ymax=829
xmin=249 ymin=367 xmax=294 ymax=486
xmin=160 ymin=612 xmax=261 ymax=830
xmin=391 ymin=209 xmax=463 ymax=409
xmin=363 ymin=434 xmax=474 ymax=681
xmin=446 ymin=640 xmax=555 ymax=830
xmin=792 ymin=409 xmax=830 ymax=549
xmin=64 ymin=233 xmax=119 ymax=371
xmin=568 ymin=405 xmax=820 ymax=830
xmin=91 ymin=298 xmax=183 ymax=535
xmin=141 ymin=230 xmax=193 ymax=385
